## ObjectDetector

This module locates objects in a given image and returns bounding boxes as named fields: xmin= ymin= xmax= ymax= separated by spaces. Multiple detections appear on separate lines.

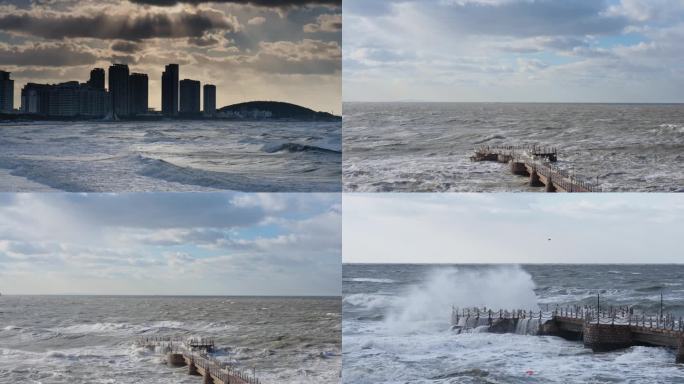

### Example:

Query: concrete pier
xmin=528 ymin=170 xmax=543 ymax=187
xmin=470 ymin=144 xmax=599 ymax=192
xmin=137 ymin=337 xmax=259 ymax=384
xmin=583 ymin=323 xmax=633 ymax=352
xmin=677 ymin=338 xmax=684 ymax=364
xmin=167 ymin=352 xmax=186 ymax=367
xmin=452 ymin=306 xmax=684 ymax=363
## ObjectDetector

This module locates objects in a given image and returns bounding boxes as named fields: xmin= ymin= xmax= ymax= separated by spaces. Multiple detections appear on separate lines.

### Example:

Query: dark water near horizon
xmin=0 ymin=120 xmax=341 ymax=192
xmin=0 ymin=296 xmax=341 ymax=383
xmin=343 ymin=264 xmax=684 ymax=383
xmin=343 ymin=102 xmax=684 ymax=192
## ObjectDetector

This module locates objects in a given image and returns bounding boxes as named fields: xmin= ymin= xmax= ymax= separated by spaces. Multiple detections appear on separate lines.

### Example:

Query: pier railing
xmin=137 ymin=336 xmax=261 ymax=384
xmin=136 ymin=336 xmax=216 ymax=349
xmin=474 ymin=144 xmax=558 ymax=157
xmin=186 ymin=350 xmax=261 ymax=384
xmin=525 ymin=159 xmax=600 ymax=192
xmin=470 ymin=143 xmax=600 ymax=192
xmin=451 ymin=305 xmax=684 ymax=331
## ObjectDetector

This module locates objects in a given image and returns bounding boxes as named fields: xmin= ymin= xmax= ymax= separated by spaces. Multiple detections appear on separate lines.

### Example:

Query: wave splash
xmin=384 ymin=266 xmax=539 ymax=333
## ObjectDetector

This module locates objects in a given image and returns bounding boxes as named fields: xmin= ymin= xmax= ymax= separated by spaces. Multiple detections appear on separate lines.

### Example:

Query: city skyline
xmin=0 ymin=0 xmax=342 ymax=114
xmin=13 ymin=61 xmax=216 ymax=118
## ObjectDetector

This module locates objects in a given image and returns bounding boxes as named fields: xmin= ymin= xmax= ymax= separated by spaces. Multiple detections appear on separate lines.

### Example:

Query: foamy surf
xmin=0 ymin=296 xmax=340 ymax=383
xmin=343 ymin=102 xmax=684 ymax=192
xmin=0 ymin=120 xmax=341 ymax=192
xmin=343 ymin=264 xmax=684 ymax=383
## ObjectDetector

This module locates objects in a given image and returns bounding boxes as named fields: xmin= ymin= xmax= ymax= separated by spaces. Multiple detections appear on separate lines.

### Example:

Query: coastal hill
xmin=218 ymin=101 xmax=340 ymax=121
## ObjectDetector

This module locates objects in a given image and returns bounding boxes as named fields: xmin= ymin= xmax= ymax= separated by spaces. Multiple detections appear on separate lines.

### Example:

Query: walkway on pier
xmin=470 ymin=145 xmax=600 ymax=192
xmin=451 ymin=306 xmax=684 ymax=363
xmin=137 ymin=337 xmax=261 ymax=384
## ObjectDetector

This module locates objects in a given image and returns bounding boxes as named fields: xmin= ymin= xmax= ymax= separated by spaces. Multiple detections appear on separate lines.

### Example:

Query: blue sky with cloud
xmin=343 ymin=0 xmax=684 ymax=103
xmin=0 ymin=193 xmax=341 ymax=296
xmin=343 ymin=193 xmax=683 ymax=264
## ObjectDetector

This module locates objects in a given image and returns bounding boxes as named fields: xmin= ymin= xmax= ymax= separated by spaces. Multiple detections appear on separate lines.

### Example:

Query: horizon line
xmin=342 ymin=262 xmax=684 ymax=265
xmin=0 ymin=293 xmax=341 ymax=298
xmin=343 ymin=100 xmax=684 ymax=105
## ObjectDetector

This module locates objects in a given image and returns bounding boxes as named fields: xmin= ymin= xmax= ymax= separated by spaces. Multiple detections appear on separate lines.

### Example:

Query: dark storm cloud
xmin=0 ymin=43 xmax=97 ymax=66
xmin=303 ymin=14 xmax=341 ymax=33
xmin=0 ymin=9 xmax=239 ymax=41
xmin=252 ymin=55 xmax=340 ymax=75
xmin=251 ymin=39 xmax=340 ymax=74
xmin=128 ymin=0 xmax=340 ymax=7
xmin=110 ymin=40 xmax=141 ymax=53
xmin=187 ymin=35 xmax=221 ymax=47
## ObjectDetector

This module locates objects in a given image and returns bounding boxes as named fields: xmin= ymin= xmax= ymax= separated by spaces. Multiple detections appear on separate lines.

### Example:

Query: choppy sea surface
xmin=0 ymin=120 xmax=341 ymax=192
xmin=343 ymin=264 xmax=684 ymax=383
xmin=343 ymin=102 xmax=684 ymax=192
xmin=0 ymin=296 xmax=341 ymax=383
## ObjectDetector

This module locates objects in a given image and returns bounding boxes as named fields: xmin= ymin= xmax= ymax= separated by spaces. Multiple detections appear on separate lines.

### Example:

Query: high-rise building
xmin=203 ymin=84 xmax=216 ymax=116
xmin=87 ymin=68 xmax=105 ymax=90
xmin=21 ymin=83 xmax=51 ymax=115
xmin=108 ymin=64 xmax=130 ymax=117
xmin=161 ymin=64 xmax=179 ymax=116
xmin=180 ymin=79 xmax=201 ymax=114
xmin=128 ymin=73 xmax=148 ymax=116
xmin=0 ymin=70 xmax=14 ymax=113
xmin=21 ymin=82 xmax=109 ymax=117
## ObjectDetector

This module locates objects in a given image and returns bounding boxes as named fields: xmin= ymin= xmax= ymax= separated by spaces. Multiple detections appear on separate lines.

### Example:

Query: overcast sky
xmin=0 ymin=0 xmax=341 ymax=114
xmin=343 ymin=193 xmax=683 ymax=264
xmin=0 ymin=193 xmax=341 ymax=296
xmin=343 ymin=0 xmax=684 ymax=103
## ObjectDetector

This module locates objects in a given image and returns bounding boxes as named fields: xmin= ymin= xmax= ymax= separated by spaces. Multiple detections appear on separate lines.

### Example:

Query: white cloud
xmin=247 ymin=16 xmax=266 ymax=25
xmin=0 ymin=193 xmax=341 ymax=296
xmin=343 ymin=0 xmax=684 ymax=102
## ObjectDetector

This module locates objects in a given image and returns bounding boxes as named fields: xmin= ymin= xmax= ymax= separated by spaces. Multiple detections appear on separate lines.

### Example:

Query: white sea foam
xmin=343 ymin=264 xmax=684 ymax=383
xmin=344 ymin=278 xmax=396 ymax=283
xmin=384 ymin=266 xmax=539 ymax=333
xmin=343 ymin=293 xmax=393 ymax=311
xmin=343 ymin=103 xmax=684 ymax=192
xmin=0 ymin=120 xmax=341 ymax=192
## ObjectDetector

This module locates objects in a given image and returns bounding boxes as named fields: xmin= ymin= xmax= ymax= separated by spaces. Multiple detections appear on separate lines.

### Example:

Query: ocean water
xmin=0 ymin=296 xmax=341 ymax=383
xmin=0 ymin=120 xmax=341 ymax=192
xmin=343 ymin=264 xmax=684 ymax=383
xmin=343 ymin=102 xmax=684 ymax=192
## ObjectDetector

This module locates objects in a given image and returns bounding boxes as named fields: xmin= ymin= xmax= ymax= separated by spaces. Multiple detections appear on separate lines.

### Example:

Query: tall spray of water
xmin=384 ymin=266 xmax=539 ymax=333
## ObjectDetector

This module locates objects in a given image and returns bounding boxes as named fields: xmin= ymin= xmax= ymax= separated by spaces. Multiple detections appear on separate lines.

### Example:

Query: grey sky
xmin=343 ymin=193 xmax=683 ymax=264
xmin=0 ymin=0 xmax=341 ymax=114
xmin=0 ymin=193 xmax=341 ymax=296
xmin=343 ymin=0 xmax=684 ymax=103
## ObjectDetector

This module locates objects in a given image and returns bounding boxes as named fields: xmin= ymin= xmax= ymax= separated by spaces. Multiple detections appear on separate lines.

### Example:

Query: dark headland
xmin=218 ymin=101 xmax=340 ymax=121
xmin=0 ymin=101 xmax=341 ymax=122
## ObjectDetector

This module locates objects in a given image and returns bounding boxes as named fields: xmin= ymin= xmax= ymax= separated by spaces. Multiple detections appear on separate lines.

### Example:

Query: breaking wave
xmin=384 ymin=266 xmax=539 ymax=333
xmin=261 ymin=142 xmax=342 ymax=154
xmin=344 ymin=278 xmax=396 ymax=284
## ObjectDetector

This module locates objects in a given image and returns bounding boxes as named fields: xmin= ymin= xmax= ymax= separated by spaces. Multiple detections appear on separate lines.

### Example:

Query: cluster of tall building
xmin=162 ymin=64 xmax=215 ymax=117
xmin=0 ymin=64 xmax=216 ymax=119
